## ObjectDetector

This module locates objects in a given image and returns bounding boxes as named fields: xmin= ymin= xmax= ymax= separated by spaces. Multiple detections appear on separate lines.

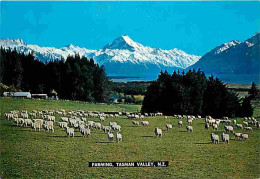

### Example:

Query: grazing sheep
xmin=58 ymin=122 xmax=68 ymax=128
xmin=132 ymin=120 xmax=139 ymax=126
xmin=166 ymin=124 xmax=172 ymax=131
xmin=116 ymin=132 xmax=122 ymax=142
xmin=244 ymin=127 xmax=253 ymax=131
xmin=43 ymin=121 xmax=54 ymax=132
xmin=31 ymin=122 xmax=42 ymax=131
xmin=233 ymin=120 xmax=236 ymax=124
xmin=186 ymin=125 xmax=193 ymax=132
xmin=15 ymin=118 xmax=24 ymax=126
xmin=205 ymin=123 xmax=209 ymax=130
xmin=112 ymin=124 xmax=121 ymax=132
xmin=102 ymin=126 xmax=112 ymax=133
xmin=221 ymin=133 xmax=229 ymax=144
xmin=234 ymin=133 xmax=242 ymax=140
xmin=178 ymin=120 xmax=183 ymax=127
xmin=23 ymin=119 xmax=32 ymax=127
xmin=81 ymin=128 xmax=91 ymax=137
xmin=87 ymin=121 xmax=95 ymax=128
xmin=155 ymin=127 xmax=163 ymax=138
xmin=187 ymin=119 xmax=193 ymax=125
xmin=211 ymin=133 xmax=219 ymax=144
xmin=241 ymin=134 xmax=249 ymax=141
xmin=109 ymin=122 xmax=117 ymax=127
xmin=212 ymin=124 xmax=218 ymax=130
xmin=107 ymin=132 xmax=114 ymax=142
xmin=243 ymin=121 xmax=248 ymax=127
xmin=94 ymin=122 xmax=102 ymax=130
xmin=164 ymin=116 xmax=168 ymax=120
xmin=99 ymin=116 xmax=105 ymax=122
xmin=60 ymin=117 xmax=69 ymax=122
xmin=141 ymin=121 xmax=149 ymax=126
xmin=236 ymin=124 xmax=243 ymax=129
xmin=65 ymin=127 xmax=74 ymax=137
xmin=224 ymin=125 xmax=234 ymax=133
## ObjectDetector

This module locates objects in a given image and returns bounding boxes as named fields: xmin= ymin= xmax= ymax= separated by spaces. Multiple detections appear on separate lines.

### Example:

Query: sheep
xmin=224 ymin=125 xmax=234 ymax=133
xmin=102 ymin=126 xmax=112 ymax=133
xmin=58 ymin=122 xmax=68 ymax=128
xmin=178 ymin=120 xmax=183 ymax=127
xmin=87 ymin=121 xmax=95 ymax=128
xmin=65 ymin=127 xmax=74 ymax=137
xmin=205 ymin=123 xmax=209 ymax=130
xmin=243 ymin=121 xmax=248 ymax=127
xmin=112 ymin=124 xmax=121 ymax=132
xmin=23 ymin=119 xmax=32 ymax=127
xmin=215 ymin=120 xmax=221 ymax=126
xmin=81 ymin=127 xmax=91 ymax=137
xmin=99 ymin=116 xmax=105 ymax=122
xmin=43 ymin=121 xmax=54 ymax=132
xmin=187 ymin=119 xmax=193 ymax=125
xmin=132 ymin=120 xmax=139 ymax=126
xmin=155 ymin=127 xmax=163 ymax=138
xmin=31 ymin=122 xmax=42 ymax=131
xmin=241 ymin=134 xmax=249 ymax=141
xmin=211 ymin=133 xmax=219 ymax=144
xmin=233 ymin=120 xmax=236 ymax=124
xmin=166 ymin=124 xmax=172 ymax=131
xmin=116 ymin=132 xmax=122 ymax=142
xmin=236 ymin=124 xmax=243 ymax=129
xmin=164 ymin=116 xmax=168 ymax=120
xmin=107 ymin=132 xmax=114 ymax=142
xmin=109 ymin=122 xmax=117 ymax=127
xmin=212 ymin=124 xmax=218 ymax=130
xmin=60 ymin=117 xmax=69 ymax=122
xmin=94 ymin=122 xmax=102 ymax=130
xmin=141 ymin=121 xmax=149 ymax=126
xmin=221 ymin=133 xmax=229 ymax=144
xmin=5 ymin=113 xmax=13 ymax=120
xmin=15 ymin=118 xmax=24 ymax=126
xmin=140 ymin=115 xmax=144 ymax=120
xmin=244 ymin=127 xmax=253 ymax=131
xmin=186 ymin=125 xmax=193 ymax=132
xmin=234 ymin=133 xmax=242 ymax=140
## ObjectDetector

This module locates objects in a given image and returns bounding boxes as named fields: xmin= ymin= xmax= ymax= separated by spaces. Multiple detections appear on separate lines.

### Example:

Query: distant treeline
xmin=0 ymin=47 xmax=111 ymax=102
xmin=142 ymin=70 xmax=255 ymax=118
xmin=111 ymin=81 xmax=151 ymax=95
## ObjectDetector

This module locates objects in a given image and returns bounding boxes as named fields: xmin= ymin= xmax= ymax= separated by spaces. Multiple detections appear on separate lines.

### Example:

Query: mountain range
xmin=0 ymin=35 xmax=200 ymax=77
xmin=0 ymin=33 xmax=259 ymax=83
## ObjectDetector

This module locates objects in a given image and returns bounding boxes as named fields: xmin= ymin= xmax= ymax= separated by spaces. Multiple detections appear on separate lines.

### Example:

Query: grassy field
xmin=0 ymin=98 xmax=259 ymax=178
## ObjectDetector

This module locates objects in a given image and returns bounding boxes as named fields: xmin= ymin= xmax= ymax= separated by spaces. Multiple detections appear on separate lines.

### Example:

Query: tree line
xmin=142 ymin=70 xmax=256 ymax=118
xmin=0 ymin=47 xmax=111 ymax=102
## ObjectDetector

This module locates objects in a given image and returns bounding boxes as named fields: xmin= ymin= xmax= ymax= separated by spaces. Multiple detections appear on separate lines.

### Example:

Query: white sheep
xmin=187 ymin=119 xmax=193 ymax=125
xmin=224 ymin=125 xmax=234 ymax=133
xmin=81 ymin=127 xmax=91 ymax=137
xmin=43 ymin=121 xmax=54 ymax=132
xmin=221 ymin=133 xmax=229 ymax=144
xmin=186 ymin=125 xmax=193 ymax=132
xmin=212 ymin=124 xmax=218 ymax=130
xmin=94 ymin=122 xmax=102 ymax=130
xmin=155 ymin=127 xmax=163 ymax=137
xmin=234 ymin=133 xmax=242 ymax=140
xmin=58 ymin=122 xmax=68 ymax=128
xmin=244 ymin=127 xmax=253 ymax=131
xmin=166 ymin=124 xmax=172 ymax=130
xmin=241 ymin=134 xmax=249 ymax=141
xmin=107 ymin=132 xmax=114 ymax=142
xmin=211 ymin=133 xmax=219 ymax=144
xmin=141 ymin=121 xmax=149 ymax=126
xmin=60 ymin=117 xmax=69 ymax=122
xmin=65 ymin=127 xmax=74 ymax=137
xmin=102 ymin=126 xmax=112 ymax=133
xmin=23 ymin=119 xmax=32 ymax=127
xmin=178 ymin=120 xmax=183 ymax=127
xmin=236 ymin=124 xmax=243 ymax=129
xmin=132 ymin=120 xmax=139 ymax=126
xmin=116 ymin=132 xmax=122 ymax=142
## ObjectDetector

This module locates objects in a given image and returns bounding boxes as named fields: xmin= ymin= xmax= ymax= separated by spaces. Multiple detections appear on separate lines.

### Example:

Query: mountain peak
xmin=103 ymin=35 xmax=142 ymax=51
xmin=213 ymin=40 xmax=241 ymax=54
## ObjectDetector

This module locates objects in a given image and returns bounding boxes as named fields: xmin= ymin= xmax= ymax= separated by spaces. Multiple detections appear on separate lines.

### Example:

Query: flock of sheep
xmin=3 ymin=109 xmax=259 ymax=144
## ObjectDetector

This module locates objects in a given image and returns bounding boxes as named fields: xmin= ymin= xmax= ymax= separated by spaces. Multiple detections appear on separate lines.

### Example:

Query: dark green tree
xmin=248 ymin=82 xmax=259 ymax=100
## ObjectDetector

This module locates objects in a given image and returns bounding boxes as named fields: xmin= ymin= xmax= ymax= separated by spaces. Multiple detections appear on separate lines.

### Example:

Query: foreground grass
xmin=0 ymin=98 xmax=259 ymax=178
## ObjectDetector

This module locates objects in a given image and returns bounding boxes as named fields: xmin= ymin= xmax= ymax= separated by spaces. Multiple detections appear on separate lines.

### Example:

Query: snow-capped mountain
xmin=188 ymin=32 xmax=260 ymax=76
xmin=0 ymin=35 xmax=200 ymax=77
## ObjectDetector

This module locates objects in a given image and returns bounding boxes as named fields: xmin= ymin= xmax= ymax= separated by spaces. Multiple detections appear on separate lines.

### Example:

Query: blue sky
xmin=1 ymin=1 xmax=260 ymax=56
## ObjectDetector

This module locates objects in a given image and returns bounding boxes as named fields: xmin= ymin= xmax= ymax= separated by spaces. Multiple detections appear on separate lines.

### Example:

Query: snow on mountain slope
xmin=0 ymin=36 xmax=200 ymax=76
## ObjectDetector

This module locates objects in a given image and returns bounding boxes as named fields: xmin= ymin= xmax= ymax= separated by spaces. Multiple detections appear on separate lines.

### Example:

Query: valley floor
xmin=0 ymin=98 xmax=259 ymax=178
